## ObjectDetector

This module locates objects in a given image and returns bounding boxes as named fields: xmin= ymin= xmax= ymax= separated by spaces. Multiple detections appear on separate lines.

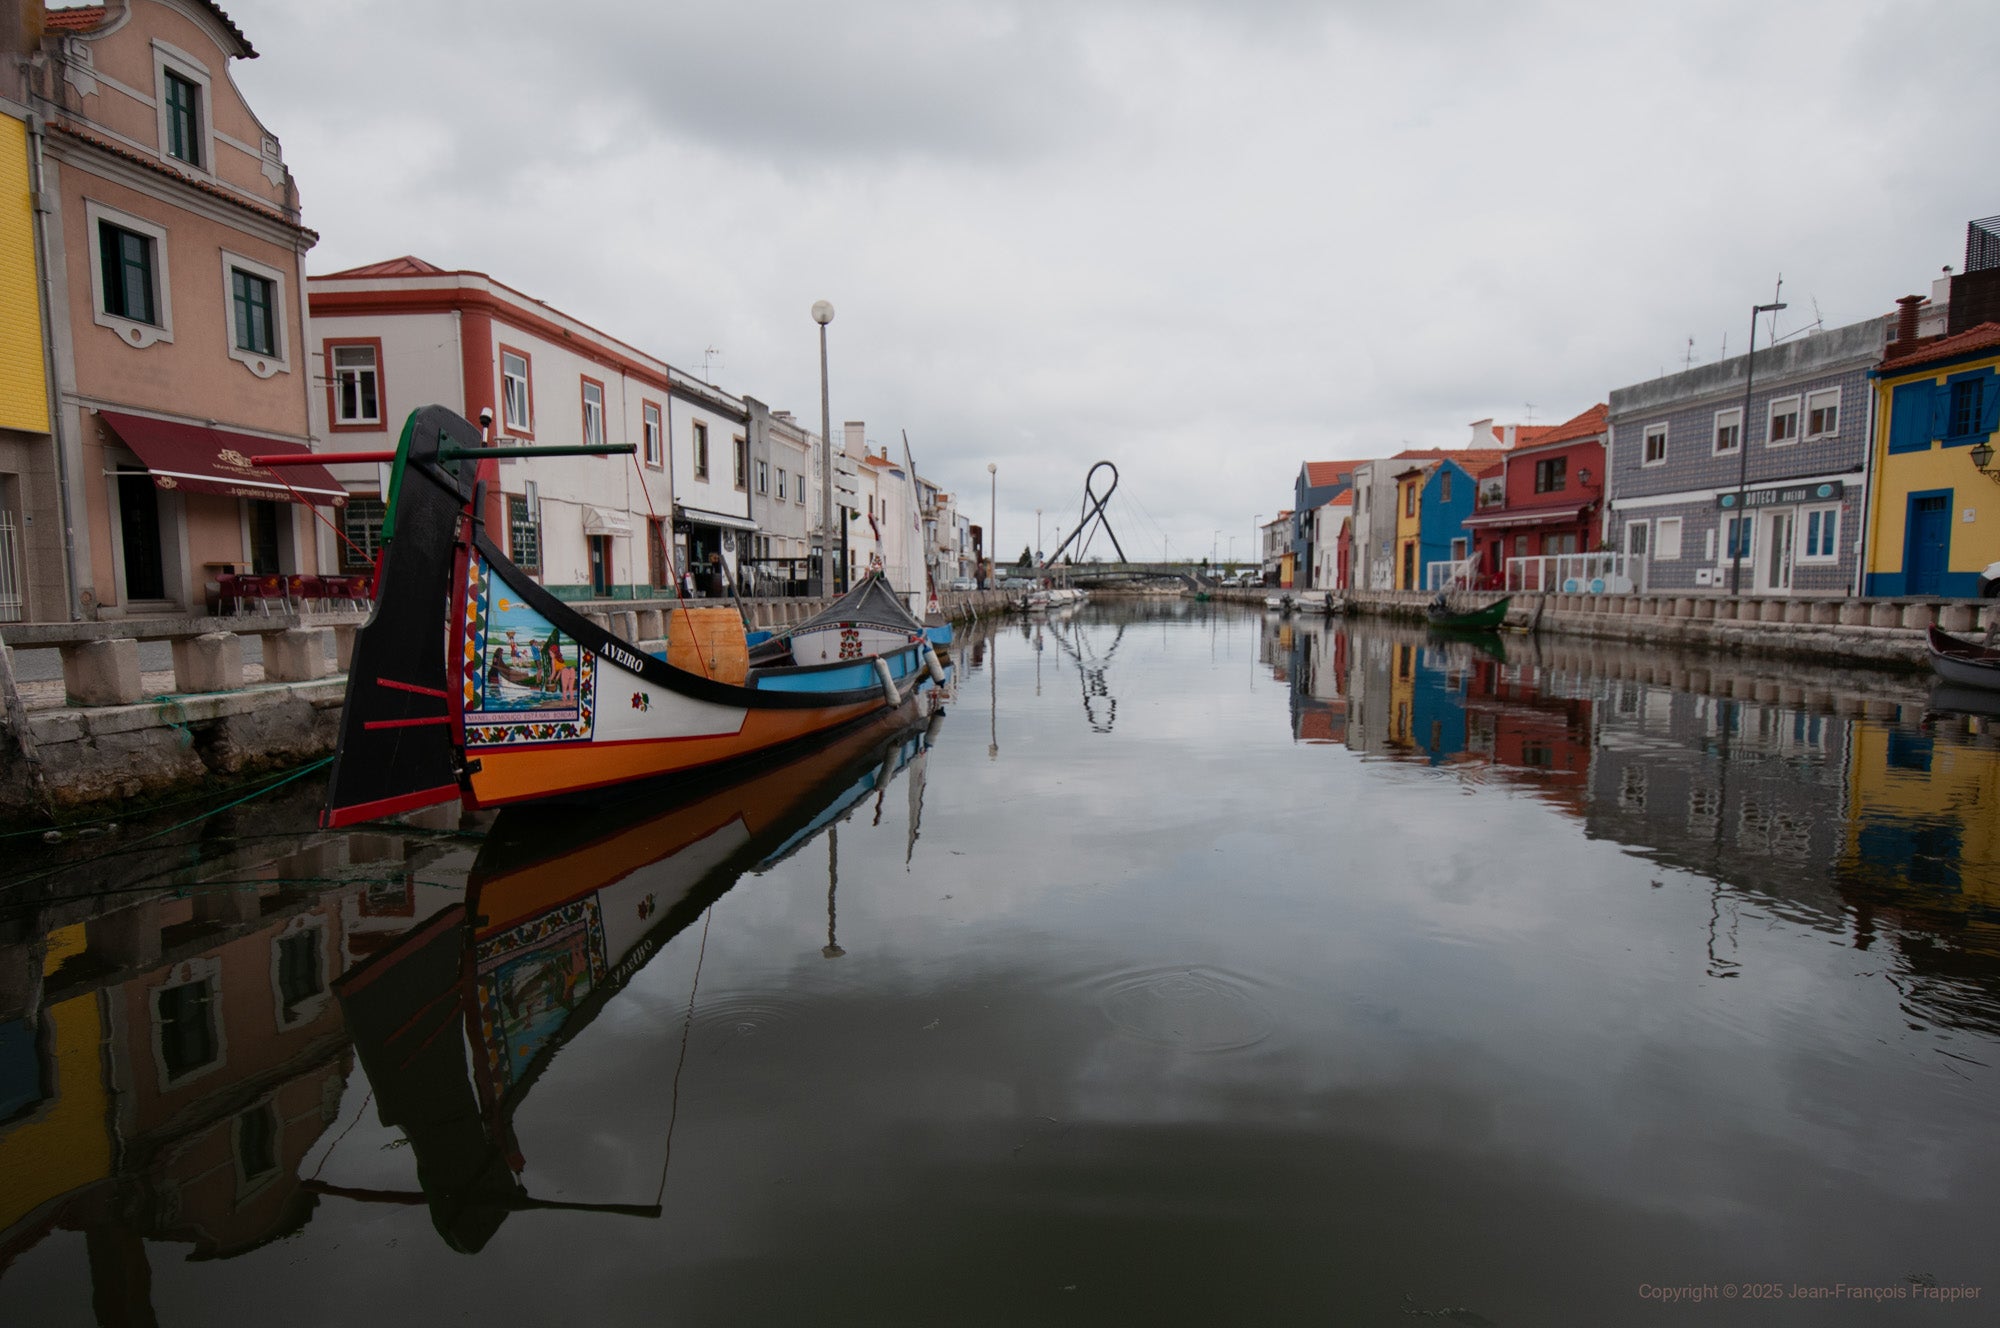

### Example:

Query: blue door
xmin=1905 ymin=491 xmax=1951 ymax=595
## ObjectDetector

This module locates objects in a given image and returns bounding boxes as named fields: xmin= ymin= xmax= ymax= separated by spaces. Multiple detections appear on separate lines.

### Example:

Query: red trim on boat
xmin=320 ymin=784 xmax=461 ymax=828
xmin=363 ymin=716 xmax=453 ymax=730
xmin=375 ymin=677 xmax=451 ymax=699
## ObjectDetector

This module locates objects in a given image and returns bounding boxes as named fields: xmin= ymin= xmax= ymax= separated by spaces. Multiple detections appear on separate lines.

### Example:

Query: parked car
xmin=950 ymin=577 xmax=976 ymax=592
xmin=1982 ymin=558 xmax=2000 ymax=598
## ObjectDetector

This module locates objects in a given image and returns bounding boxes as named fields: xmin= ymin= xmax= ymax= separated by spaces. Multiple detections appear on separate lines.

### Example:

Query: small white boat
xmin=1927 ymin=625 xmax=2000 ymax=691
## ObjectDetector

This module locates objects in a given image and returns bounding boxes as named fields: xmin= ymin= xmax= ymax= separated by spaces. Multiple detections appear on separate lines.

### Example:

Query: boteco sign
xmin=1716 ymin=480 xmax=1845 ymax=511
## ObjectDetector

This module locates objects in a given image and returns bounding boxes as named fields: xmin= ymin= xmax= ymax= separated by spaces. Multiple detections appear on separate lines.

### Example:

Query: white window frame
xmin=1721 ymin=513 xmax=1755 ymax=563
xmin=501 ymin=351 xmax=532 ymax=434
xmin=149 ymin=956 xmax=227 ymax=1091
xmin=1703 ymin=527 xmax=1717 ymax=562
xmin=581 ymin=379 xmax=605 ymax=448
xmin=330 ymin=343 xmax=381 ymax=424
xmin=1798 ymin=504 xmax=1840 ymax=563
xmin=1625 ymin=518 xmax=1650 ymax=558
xmin=1766 ymin=395 xmax=1801 ymax=448
xmin=219 ymin=249 xmax=290 ymax=378
xmin=85 ymin=199 xmax=174 ymax=348
xmin=776 ymin=466 xmax=787 ymax=501
xmin=1655 ymin=516 xmax=1683 ymax=561
xmin=642 ymin=401 xmax=663 ymax=468
xmin=1642 ymin=422 xmax=1668 ymax=467
xmin=1804 ymin=387 xmax=1840 ymax=440
xmin=1712 ymin=407 xmax=1741 ymax=456
xmin=152 ymin=41 xmax=215 ymax=177
xmin=756 ymin=459 xmax=769 ymax=495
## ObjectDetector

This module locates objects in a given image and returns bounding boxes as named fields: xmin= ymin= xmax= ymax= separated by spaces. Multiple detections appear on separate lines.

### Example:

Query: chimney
xmin=843 ymin=421 xmax=866 ymax=457
xmin=1893 ymin=294 xmax=1923 ymax=347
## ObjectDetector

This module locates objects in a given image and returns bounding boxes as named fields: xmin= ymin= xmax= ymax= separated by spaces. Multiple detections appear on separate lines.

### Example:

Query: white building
xmin=308 ymin=256 xmax=762 ymax=600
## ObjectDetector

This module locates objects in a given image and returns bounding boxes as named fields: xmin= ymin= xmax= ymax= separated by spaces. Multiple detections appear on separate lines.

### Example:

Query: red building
xmin=1461 ymin=404 xmax=1606 ymax=589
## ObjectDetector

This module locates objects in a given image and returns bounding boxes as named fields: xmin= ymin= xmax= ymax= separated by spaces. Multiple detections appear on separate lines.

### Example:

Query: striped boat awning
xmin=97 ymin=410 xmax=347 ymax=504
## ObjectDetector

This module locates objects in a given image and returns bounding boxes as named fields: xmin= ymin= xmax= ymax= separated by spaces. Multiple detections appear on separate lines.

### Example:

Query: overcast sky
xmin=224 ymin=0 xmax=2000 ymax=565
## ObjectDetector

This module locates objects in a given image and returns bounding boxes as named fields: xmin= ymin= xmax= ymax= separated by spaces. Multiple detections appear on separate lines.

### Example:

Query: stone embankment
xmin=1334 ymin=588 xmax=1996 ymax=672
xmin=0 ymin=589 xmax=1016 ymax=824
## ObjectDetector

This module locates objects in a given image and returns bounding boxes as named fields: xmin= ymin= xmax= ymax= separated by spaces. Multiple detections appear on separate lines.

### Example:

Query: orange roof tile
xmin=45 ymin=6 xmax=108 ymax=32
xmin=1303 ymin=459 xmax=1370 ymax=488
xmin=1529 ymin=403 xmax=1608 ymax=447
xmin=318 ymin=256 xmax=449 ymax=279
xmin=1880 ymin=322 xmax=2000 ymax=372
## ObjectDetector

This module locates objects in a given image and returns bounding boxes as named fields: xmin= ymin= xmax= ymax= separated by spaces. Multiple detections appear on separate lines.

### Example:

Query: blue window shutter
xmin=1931 ymin=384 xmax=1952 ymax=439
xmin=1981 ymin=371 xmax=2000 ymax=435
xmin=1889 ymin=382 xmax=1933 ymax=453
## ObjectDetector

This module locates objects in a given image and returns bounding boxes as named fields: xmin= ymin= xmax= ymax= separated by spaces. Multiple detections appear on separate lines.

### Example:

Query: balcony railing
xmin=1505 ymin=552 xmax=1649 ymax=594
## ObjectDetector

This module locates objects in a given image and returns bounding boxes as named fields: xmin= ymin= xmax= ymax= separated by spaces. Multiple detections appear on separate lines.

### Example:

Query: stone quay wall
xmin=0 ymin=590 xmax=1016 ymax=824
xmin=1335 ymin=589 xmax=1999 ymax=673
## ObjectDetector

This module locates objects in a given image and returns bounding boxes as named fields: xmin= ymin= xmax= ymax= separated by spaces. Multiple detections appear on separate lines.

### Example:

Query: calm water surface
xmin=2 ymin=603 xmax=1997 ymax=1325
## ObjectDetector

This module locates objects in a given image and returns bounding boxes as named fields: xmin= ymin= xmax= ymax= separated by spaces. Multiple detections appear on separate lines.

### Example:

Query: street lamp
xmin=1970 ymin=439 xmax=2000 ymax=485
xmin=813 ymin=300 xmax=836 ymax=598
xmin=1253 ymin=513 xmax=1260 ymax=581
xmin=1036 ymin=507 xmax=1043 ymax=565
xmin=988 ymin=462 xmax=997 ymax=586
xmin=1726 ymin=298 xmax=1786 ymax=595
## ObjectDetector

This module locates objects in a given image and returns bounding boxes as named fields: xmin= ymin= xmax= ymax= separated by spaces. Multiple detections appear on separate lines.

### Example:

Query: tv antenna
xmin=700 ymin=346 xmax=723 ymax=383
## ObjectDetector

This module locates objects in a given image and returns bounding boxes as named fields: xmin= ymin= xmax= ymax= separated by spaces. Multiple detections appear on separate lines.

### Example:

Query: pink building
xmin=2 ymin=1 xmax=336 ymax=619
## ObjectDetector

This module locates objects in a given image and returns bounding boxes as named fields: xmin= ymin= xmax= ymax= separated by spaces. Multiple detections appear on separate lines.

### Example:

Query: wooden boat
xmin=318 ymin=406 xmax=947 ymax=828
xmin=1926 ymin=624 xmax=2000 ymax=691
xmin=319 ymin=704 xmax=941 ymax=1250
xmin=1426 ymin=595 xmax=1512 ymax=631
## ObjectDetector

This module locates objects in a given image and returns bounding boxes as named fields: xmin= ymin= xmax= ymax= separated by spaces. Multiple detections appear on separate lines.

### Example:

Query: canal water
xmin=2 ymin=603 xmax=1996 ymax=1325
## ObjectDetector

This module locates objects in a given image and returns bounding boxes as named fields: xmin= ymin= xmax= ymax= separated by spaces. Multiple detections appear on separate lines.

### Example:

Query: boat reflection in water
xmin=317 ymin=700 xmax=946 ymax=1251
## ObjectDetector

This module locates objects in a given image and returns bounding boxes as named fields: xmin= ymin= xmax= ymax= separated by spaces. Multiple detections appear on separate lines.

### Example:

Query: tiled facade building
xmin=1606 ymin=317 xmax=1885 ymax=597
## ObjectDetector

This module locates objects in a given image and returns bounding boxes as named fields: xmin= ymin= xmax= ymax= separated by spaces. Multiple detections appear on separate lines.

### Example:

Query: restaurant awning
xmin=673 ymin=503 xmax=758 ymax=533
xmin=582 ymin=505 xmax=634 ymax=537
xmin=1462 ymin=508 xmax=1583 ymax=530
xmin=97 ymin=410 xmax=347 ymax=504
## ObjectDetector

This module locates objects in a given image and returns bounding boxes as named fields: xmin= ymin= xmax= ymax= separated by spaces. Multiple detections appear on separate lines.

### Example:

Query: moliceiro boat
xmin=1926 ymin=624 xmax=2000 ymax=692
xmin=317 ymin=405 xmax=945 ymax=828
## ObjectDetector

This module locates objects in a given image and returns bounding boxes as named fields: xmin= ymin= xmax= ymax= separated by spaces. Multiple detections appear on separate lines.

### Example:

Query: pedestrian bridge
xmin=1035 ymin=563 xmax=1217 ymax=588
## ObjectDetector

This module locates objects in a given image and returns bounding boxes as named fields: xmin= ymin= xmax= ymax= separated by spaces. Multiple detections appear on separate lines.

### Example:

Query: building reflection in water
xmin=1272 ymin=617 xmax=2000 ymax=1028
xmin=0 ymin=697 xmax=946 ymax=1304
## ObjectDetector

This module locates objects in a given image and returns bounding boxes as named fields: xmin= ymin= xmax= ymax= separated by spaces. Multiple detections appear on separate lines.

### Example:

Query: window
xmin=501 ymin=348 xmax=533 ymax=435
xmin=1655 ymin=516 xmax=1683 ymax=560
xmin=757 ymin=459 xmax=769 ymax=495
xmin=1534 ymin=457 xmax=1566 ymax=493
xmin=642 ymin=401 xmax=662 ymax=467
xmin=693 ymin=421 xmax=709 ymax=479
xmin=1404 ymin=483 xmax=1416 ymax=517
xmin=331 ymin=343 xmax=381 ymax=424
xmin=1805 ymin=388 xmax=1840 ymax=439
xmin=1945 ymin=377 xmax=1986 ymax=441
xmin=157 ymin=976 xmax=217 ymax=1080
xmin=1703 ymin=527 xmax=1716 ymax=562
xmin=776 ymin=467 xmax=787 ymax=501
xmin=1643 ymin=424 xmax=1668 ymax=466
xmin=1724 ymin=515 xmax=1753 ymax=560
xmin=1625 ymin=520 xmax=1649 ymax=558
xmin=100 ymin=221 xmax=156 ymax=324
xmin=508 ymin=493 xmax=541 ymax=571
xmin=231 ymin=267 xmax=275 ymax=355
xmin=339 ymin=497 xmax=385 ymax=572
xmin=1800 ymin=505 xmax=1840 ymax=561
xmin=581 ymin=377 xmax=605 ymax=449
xmin=1767 ymin=396 xmax=1800 ymax=446
xmin=1713 ymin=408 xmax=1741 ymax=455
xmin=275 ymin=930 xmax=323 ymax=1024
xmin=162 ymin=68 xmax=202 ymax=167
xmin=734 ymin=435 xmax=748 ymax=490
xmin=236 ymin=1104 xmax=278 ymax=1182
xmin=1440 ymin=471 xmax=1452 ymax=503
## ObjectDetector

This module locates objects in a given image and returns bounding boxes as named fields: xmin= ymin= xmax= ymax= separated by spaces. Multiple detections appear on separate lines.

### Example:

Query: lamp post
xmin=813 ymin=300 xmax=836 ymax=598
xmin=1036 ymin=507 xmax=1042 ymax=566
xmin=1726 ymin=299 xmax=1787 ymax=595
xmin=1253 ymin=513 xmax=1260 ymax=582
xmin=987 ymin=462 xmax=997 ymax=585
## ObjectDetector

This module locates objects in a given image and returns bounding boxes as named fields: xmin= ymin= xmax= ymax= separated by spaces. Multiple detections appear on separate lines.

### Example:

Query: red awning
xmin=1462 ymin=508 xmax=1581 ymax=530
xmin=97 ymin=410 xmax=347 ymax=505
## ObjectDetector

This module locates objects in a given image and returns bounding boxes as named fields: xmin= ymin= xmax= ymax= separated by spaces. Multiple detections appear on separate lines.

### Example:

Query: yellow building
xmin=1394 ymin=464 xmax=1428 ymax=590
xmin=0 ymin=104 xmax=54 ymax=621
xmin=1863 ymin=323 xmax=2000 ymax=597
xmin=1841 ymin=721 xmax=2000 ymax=952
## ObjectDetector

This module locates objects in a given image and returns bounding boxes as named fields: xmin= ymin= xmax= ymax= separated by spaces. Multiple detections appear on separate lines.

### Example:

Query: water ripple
xmin=1090 ymin=964 xmax=1274 ymax=1052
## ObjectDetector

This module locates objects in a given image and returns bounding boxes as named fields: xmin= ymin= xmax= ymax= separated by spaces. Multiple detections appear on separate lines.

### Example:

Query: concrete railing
xmin=2 ymin=610 xmax=371 ymax=707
